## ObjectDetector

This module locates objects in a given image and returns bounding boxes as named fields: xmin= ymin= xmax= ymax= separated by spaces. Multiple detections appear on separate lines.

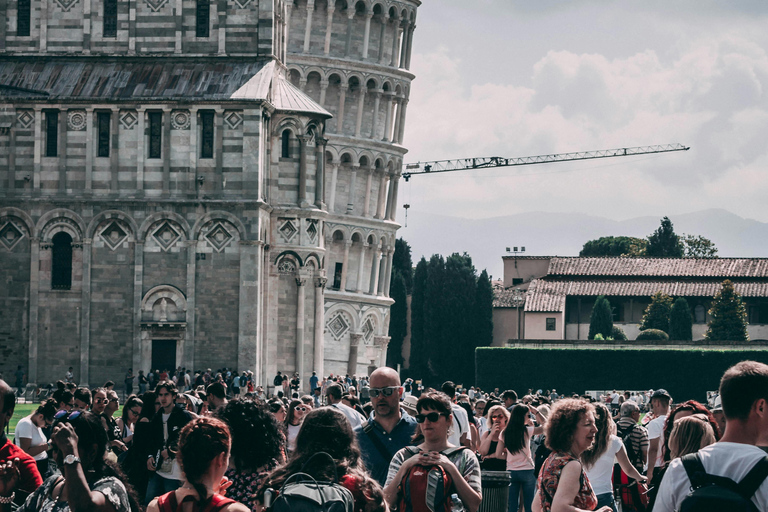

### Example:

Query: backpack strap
xmin=363 ymin=420 xmax=393 ymax=463
xmin=681 ymin=453 xmax=708 ymax=489
xmin=156 ymin=491 xmax=178 ymax=512
xmin=203 ymin=494 xmax=237 ymax=512
xmin=737 ymin=456 xmax=768 ymax=501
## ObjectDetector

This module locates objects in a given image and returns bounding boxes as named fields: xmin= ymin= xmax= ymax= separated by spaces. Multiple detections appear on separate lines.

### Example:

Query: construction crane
xmin=401 ymin=143 xmax=689 ymax=181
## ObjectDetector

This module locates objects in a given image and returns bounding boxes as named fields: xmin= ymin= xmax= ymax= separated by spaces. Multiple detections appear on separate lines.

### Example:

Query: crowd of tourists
xmin=0 ymin=360 xmax=767 ymax=512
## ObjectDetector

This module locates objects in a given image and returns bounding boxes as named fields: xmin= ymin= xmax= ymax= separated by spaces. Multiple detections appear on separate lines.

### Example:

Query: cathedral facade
xmin=0 ymin=0 xmax=418 ymax=389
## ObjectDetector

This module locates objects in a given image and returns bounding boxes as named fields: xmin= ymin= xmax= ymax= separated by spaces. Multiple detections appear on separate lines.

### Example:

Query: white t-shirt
xmin=14 ymin=416 xmax=48 ymax=461
xmin=157 ymin=412 xmax=182 ymax=481
xmin=654 ymin=442 xmax=768 ymax=512
xmin=585 ymin=435 xmax=623 ymax=495
xmin=332 ymin=402 xmax=365 ymax=430
xmin=646 ymin=414 xmax=666 ymax=468
xmin=448 ymin=404 xmax=470 ymax=447
xmin=611 ymin=393 xmax=620 ymax=404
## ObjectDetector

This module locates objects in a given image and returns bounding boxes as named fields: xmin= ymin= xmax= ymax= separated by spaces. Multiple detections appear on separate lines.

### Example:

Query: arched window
xmin=52 ymin=232 xmax=73 ymax=290
xmin=196 ymin=0 xmax=210 ymax=37
xmin=281 ymin=129 xmax=291 ymax=158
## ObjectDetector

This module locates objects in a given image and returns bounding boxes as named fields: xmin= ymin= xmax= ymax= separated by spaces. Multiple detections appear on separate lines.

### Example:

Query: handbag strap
xmin=363 ymin=421 xmax=393 ymax=462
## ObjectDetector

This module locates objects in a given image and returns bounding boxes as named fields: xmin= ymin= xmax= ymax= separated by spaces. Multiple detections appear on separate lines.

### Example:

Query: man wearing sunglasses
xmin=354 ymin=367 xmax=417 ymax=486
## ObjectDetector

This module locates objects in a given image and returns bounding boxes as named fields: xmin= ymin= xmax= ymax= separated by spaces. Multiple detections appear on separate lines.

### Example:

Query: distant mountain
xmin=397 ymin=209 xmax=768 ymax=280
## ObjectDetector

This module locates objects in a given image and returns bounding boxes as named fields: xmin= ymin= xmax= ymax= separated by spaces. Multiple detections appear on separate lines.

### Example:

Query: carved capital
xmin=315 ymin=276 xmax=328 ymax=288
xmin=349 ymin=333 xmax=363 ymax=347
xmin=374 ymin=335 xmax=391 ymax=348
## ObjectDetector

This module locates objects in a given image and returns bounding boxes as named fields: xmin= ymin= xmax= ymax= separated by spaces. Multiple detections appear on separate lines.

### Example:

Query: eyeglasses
xmin=295 ymin=406 xmax=308 ymax=412
xmin=369 ymin=386 xmax=399 ymax=398
xmin=415 ymin=412 xmax=447 ymax=423
xmin=129 ymin=409 xmax=141 ymax=416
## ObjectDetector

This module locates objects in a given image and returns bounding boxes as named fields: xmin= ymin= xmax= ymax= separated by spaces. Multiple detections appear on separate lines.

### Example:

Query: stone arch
xmin=273 ymin=117 xmax=304 ymax=138
xmin=339 ymin=151 xmax=355 ymax=165
xmin=381 ymin=80 xmax=393 ymax=93
xmin=358 ymin=151 xmax=374 ymax=166
xmin=37 ymin=209 xmax=86 ymax=243
xmin=0 ymin=207 xmax=35 ymax=248
xmin=304 ymin=252 xmax=322 ymax=270
xmin=141 ymin=285 xmax=188 ymax=323
xmin=388 ymin=5 xmax=398 ymax=19
xmin=366 ymin=233 xmax=376 ymax=245
xmin=331 ymin=227 xmax=348 ymax=242
xmin=288 ymin=68 xmax=303 ymax=88
xmin=324 ymin=146 xmax=340 ymax=164
xmin=138 ymin=211 xmax=191 ymax=242
xmin=325 ymin=303 xmax=359 ymax=338
xmin=347 ymin=73 xmax=364 ymax=91
xmin=350 ymin=230 xmax=364 ymax=243
xmin=365 ymin=77 xmax=379 ymax=90
xmin=275 ymin=251 xmax=302 ymax=274
xmin=192 ymin=211 xmax=247 ymax=241
xmin=394 ymin=83 xmax=403 ymax=95
xmin=305 ymin=70 xmax=324 ymax=104
xmin=86 ymin=210 xmax=139 ymax=240
xmin=373 ymin=157 xmax=385 ymax=170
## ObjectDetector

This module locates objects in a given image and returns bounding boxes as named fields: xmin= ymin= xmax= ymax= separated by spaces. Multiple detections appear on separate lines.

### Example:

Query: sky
xmin=396 ymin=1 xmax=768 ymax=226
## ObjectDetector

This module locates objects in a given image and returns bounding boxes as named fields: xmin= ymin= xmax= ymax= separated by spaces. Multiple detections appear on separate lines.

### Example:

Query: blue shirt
xmin=309 ymin=375 xmax=319 ymax=391
xmin=354 ymin=409 xmax=418 ymax=486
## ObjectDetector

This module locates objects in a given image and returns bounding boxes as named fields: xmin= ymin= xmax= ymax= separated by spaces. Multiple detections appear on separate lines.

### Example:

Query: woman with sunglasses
xmin=10 ymin=410 xmax=142 ymax=512
xmin=478 ymin=405 xmax=509 ymax=471
xmin=285 ymin=399 xmax=308 ymax=454
xmin=14 ymin=398 xmax=58 ymax=479
xmin=384 ymin=392 xmax=482 ymax=512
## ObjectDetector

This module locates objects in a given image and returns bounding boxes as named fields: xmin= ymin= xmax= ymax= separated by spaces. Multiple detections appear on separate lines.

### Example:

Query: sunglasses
xmin=415 ymin=412 xmax=448 ymax=423
xmin=109 ymin=398 xmax=118 ymax=403
xmin=94 ymin=398 xmax=107 ymax=404
xmin=295 ymin=406 xmax=308 ymax=412
xmin=369 ymin=386 xmax=399 ymax=398
xmin=53 ymin=409 xmax=82 ymax=426
xmin=129 ymin=409 xmax=141 ymax=416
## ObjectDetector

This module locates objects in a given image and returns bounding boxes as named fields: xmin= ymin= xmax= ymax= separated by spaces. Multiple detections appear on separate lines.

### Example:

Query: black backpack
xmin=266 ymin=452 xmax=355 ymax=512
xmin=679 ymin=452 xmax=768 ymax=512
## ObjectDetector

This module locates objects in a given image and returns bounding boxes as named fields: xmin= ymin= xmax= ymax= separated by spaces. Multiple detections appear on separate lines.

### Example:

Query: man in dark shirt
xmin=354 ymin=367 xmax=416 ymax=485
xmin=0 ymin=379 xmax=43 ymax=506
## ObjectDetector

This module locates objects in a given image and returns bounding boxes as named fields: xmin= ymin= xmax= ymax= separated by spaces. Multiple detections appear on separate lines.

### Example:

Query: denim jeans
xmin=144 ymin=474 xmax=181 ymax=505
xmin=508 ymin=469 xmax=536 ymax=512
xmin=595 ymin=492 xmax=617 ymax=512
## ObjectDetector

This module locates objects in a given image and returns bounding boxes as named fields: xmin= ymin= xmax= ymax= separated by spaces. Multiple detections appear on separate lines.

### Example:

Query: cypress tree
xmin=474 ymin=270 xmax=494 ymax=349
xmin=386 ymin=271 xmax=408 ymax=368
xmin=669 ymin=297 xmax=693 ymax=341
xmin=646 ymin=216 xmax=684 ymax=258
xmin=640 ymin=291 xmax=674 ymax=333
xmin=588 ymin=296 xmax=613 ymax=339
xmin=705 ymin=280 xmax=749 ymax=341
xmin=409 ymin=258 xmax=428 ymax=378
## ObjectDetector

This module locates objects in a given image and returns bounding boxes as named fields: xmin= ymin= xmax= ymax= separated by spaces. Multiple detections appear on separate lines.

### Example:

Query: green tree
xmin=669 ymin=297 xmax=693 ymax=341
xmin=580 ymin=236 xmax=649 ymax=257
xmin=640 ymin=291 xmax=674 ymax=333
xmin=646 ymin=217 xmax=684 ymax=258
xmin=588 ymin=296 xmax=613 ymax=340
xmin=386 ymin=272 xmax=408 ymax=368
xmin=409 ymin=258 xmax=428 ymax=378
xmin=473 ymin=269 xmax=494 ymax=350
xmin=392 ymin=238 xmax=414 ymax=292
xmin=705 ymin=280 xmax=749 ymax=341
xmin=682 ymin=234 xmax=719 ymax=259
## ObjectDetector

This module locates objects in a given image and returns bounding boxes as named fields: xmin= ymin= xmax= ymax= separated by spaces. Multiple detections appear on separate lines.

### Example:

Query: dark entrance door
xmin=151 ymin=340 xmax=176 ymax=373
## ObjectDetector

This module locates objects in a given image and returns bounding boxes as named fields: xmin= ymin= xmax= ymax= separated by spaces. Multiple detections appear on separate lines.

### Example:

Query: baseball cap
xmin=651 ymin=388 xmax=671 ymax=400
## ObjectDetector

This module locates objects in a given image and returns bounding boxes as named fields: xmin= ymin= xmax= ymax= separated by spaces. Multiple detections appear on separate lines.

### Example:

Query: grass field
xmin=7 ymin=403 xmax=123 ymax=443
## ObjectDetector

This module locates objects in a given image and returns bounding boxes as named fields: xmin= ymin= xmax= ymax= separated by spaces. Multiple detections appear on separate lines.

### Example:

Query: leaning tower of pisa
xmin=285 ymin=0 xmax=418 ymax=378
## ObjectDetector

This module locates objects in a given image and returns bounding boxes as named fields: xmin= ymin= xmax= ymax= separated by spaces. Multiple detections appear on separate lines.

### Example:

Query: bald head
xmin=0 ymin=379 xmax=15 ymax=430
xmin=369 ymin=367 xmax=400 ymax=388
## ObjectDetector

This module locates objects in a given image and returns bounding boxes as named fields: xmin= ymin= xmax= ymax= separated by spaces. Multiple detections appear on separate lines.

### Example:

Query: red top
xmin=538 ymin=451 xmax=597 ymax=512
xmin=0 ymin=436 xmax=43 ymax=495
xmin=157 ymin=490 xmax=236 ymax=512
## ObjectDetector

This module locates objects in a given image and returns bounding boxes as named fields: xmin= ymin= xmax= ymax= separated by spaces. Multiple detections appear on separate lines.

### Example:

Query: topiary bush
xmin=611 ymin=326 xmax=628 ymax=341
xmin=636 ymin=329 xmax=669 ymax=341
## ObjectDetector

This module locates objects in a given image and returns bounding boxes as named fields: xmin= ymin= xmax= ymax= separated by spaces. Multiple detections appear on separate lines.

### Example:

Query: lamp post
xmin=511 ymin=287 xmax=525 ymax=340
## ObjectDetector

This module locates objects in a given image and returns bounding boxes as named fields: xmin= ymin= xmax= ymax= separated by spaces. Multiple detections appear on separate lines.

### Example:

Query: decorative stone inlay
xmin=0 ymin=222 xmax=24 ymax=251
xmin=16 ymin=110 xmax=34 ymax=129
xmin=205 ymin=222 xmax=233 ymax=252
xmin=152 ymin=221 xmax=181 ymax=251
xmin=171 ymin=110 xmax=190 ymax=130
xmin=224 ymin=111 xmax=243 ymax=130
xmin=67 ymin=110 xmax=86 ymax=131
xmin=100 ymin=221 xmax=128 ymax=251
xmin=306 ymin=219 xmax=318 ymax=244
xmin=233 ymin=0 xmax=250 ymax=8
xmin=278 ymin=258 xmax=297 ymax=274
xmin=362 ymin=317 xmax=375 ymax=343
xmin=328 ymin=312 xmax=351 ymax=340
xmin=144 ymin=0 xmax=169 ymax=12
xmin=120 ymin=111 xmax=138 ymax=130
xmin=278 ymin=219 xmax=298 ymax=243
xmin=54 ymin=0 xmax=79 ymax=12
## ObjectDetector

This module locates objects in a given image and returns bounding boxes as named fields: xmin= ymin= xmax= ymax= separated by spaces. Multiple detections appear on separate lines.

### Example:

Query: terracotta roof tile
xmin=547 ymin=257 xmax=768 ymax=278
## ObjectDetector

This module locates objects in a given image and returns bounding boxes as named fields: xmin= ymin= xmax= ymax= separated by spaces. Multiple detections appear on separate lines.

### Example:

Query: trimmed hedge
xmin=636 ymin=329 xmax=669 ymax=341
xmin=475 ymin=347 xmax=768 ymax=403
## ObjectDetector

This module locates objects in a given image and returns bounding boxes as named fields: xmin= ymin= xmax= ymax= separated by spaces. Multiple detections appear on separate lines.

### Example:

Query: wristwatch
xmin=63 ymin=454 xmax=81 ymax=466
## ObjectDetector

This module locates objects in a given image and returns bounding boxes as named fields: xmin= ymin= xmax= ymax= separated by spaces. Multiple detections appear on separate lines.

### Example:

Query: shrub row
xmin=475 ymin=347 xmax=768 ymax=403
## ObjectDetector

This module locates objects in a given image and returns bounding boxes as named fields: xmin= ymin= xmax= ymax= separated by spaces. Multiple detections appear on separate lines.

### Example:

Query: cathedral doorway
xmin=152 ymin=339 xmax=176 ymax=373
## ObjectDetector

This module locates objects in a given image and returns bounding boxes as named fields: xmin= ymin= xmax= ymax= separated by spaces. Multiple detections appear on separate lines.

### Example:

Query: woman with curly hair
xmin=496 ymin=403 xmax=545 ymax=512
xmin=147 ymin=417 xmax=249 ymax=512
xmin=215 ymin=399 xmax=285 ymax=511
xmin=258 ymin=407 xmax=386 ymax=512
xmin=581 ymin=403 xmax=646 ymax=512
xmin=534 ymin=399 xmax=611 ymax=512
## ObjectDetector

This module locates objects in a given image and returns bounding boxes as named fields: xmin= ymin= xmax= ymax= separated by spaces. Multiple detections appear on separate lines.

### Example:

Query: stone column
xmin=33 ymin=108 xmax=41 ymax=191
xmin=390 ymin=17 xmax=401 ymax=67
xmin=340 ymin=240 xmax=351 ymax=291
xmin=370 ymin=245 xmax=382 ymax=295
xmin=377 ymin=252 xmax=387 ymax=296
xmin=384 ymin=173 xmax=395 ymax=219
xmin=132 ymin=241 xmax=144 ymax=374
xmin=383 ymin=93 xmax=393 ymax=142
xmin=85 ymin=109 xmax=94 ymax=193
xmin=129 ymin=0 xmax=136 ymax=53
xmin=377 ymin=15 xmax=388 ymax=63
xmin=346 ymin=163 xmax=358 ymax=214
xmin=136 ymin=108 xmax=145 ymax=194
xmin=396 ymin=99 xmax=409 ymax=143
xmin=391 ymin=97 xmax=402 ymax=145
xmin=399 ymin=21 xmax=410 ymax=67
xmin=356 ymin=242 xmax=367 ymax=292
xmin=285 ymin=2 xmax=293 ymax=51
xmin=185 ymin=239 xmax=198 ymax=371
xmin=295 ymin=272 xmax=308 ymax=388
xmin=362 ymin=12 xmax=373 ymax=58
xmin=370 ymin=90 xmax=381 ymax=139
xmin=303 ymin=0 xmax=314 ymax=53
xmin=363 ymin=168 xmax=372 ymax=217
xmin=336 ymin=83 xmax=348 ymax=134
xmin=238 ymin=241 xmax=261 ymax=374
xmin=388 ymin=177 xmax=399 ymax=221
xmin=110 ymin=108 xmax=120 ymax=192
xmin=323 ymin=1 xmax=335 ymax=55
xmin=328 ymin=163 xmax=339 ymax=212
xmin=355 ymin=87 xmax=366 ymax=137
xmin=28 ymin=239 xmax=40 ymax=383
xmin=315 ymin=137 xmax=326 ymax=208
xmin=217 ymin=0 xmax=226 ymax=55
xmin=319 ymin=79 xmax=329 ymax=107
xmin=79 ymin=238 xmax=92 ymax=385
xmin=405 ymin=24 xmax=415 ymax=69
xmin=58 ymin=109 xmax=66 ymax=193
xmin=298 ymin=135 xmax=309 ymax=207
xmin=214 ymin=109 xmax=224 ymax=195
xmin=374 ymin=335 xmax=390 ymax=367
xmin=313 ymin=274 xmax=327 ymax=377
xmin=383 ymin=246 xmax=394 ymax=297
xmin=299 ymin=77 xmax=308 ymax=92
xmin=188 ymin=108 xmax=198 ymax=197
xmin=348 ymin=333 xmax=362 ymax=375
xmin=375 ymin=172 xmax=388 ymax=219
xmin=344 ymin=10 xmax=355 ymax=57
xmin=174 ymin=0 xmax=182 ymax=53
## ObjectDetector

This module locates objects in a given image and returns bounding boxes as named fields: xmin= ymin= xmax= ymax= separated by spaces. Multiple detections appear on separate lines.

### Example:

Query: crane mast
xmin=402 ymin=143 xmax=690 ymax=181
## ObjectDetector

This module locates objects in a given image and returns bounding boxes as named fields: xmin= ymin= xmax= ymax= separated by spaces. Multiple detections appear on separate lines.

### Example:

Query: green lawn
xmin=7 ymin=403 xmax=123 ymax=443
